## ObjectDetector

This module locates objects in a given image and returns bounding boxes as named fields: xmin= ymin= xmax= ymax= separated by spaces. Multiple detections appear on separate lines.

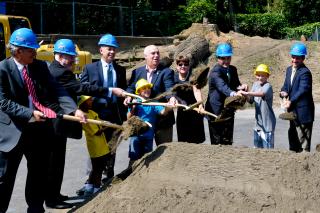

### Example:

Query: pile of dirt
xmin=117 ymin=23 xmax=320 ymax=103
xmin=75 ymin=143 xmax=320 ymax=213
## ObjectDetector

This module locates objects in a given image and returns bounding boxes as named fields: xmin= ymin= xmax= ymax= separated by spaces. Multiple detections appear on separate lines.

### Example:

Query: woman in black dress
xmin=174 ymin=55 xmax=205 ymax=143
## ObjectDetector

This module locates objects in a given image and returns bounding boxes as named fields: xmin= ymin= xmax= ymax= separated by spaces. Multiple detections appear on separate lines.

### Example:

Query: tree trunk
xmin=174 ymin=34 xmax=210 ymax=68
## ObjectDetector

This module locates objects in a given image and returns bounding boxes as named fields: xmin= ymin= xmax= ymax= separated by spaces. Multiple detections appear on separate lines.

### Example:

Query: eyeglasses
xmin=178 ymin=63 xmax=189 ymax=67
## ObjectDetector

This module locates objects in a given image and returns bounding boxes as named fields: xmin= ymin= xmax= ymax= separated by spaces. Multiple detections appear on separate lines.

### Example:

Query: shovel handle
xmin=122 ymin=92 xmax=146 ymax=102
xmin=59 ymin=114 xmax=124 ymax=130
xmin=127 ymin=102 xmax=218 ymax=118
xmin=191 ymin=108 xmax=218 ymax=118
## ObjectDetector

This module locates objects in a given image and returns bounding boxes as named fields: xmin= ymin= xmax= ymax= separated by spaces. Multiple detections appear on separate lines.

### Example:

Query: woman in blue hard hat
xmin=280 ymin=42 xmax=314 ymax=152
xmin=205 ymin=42 xmax=248 ymax=145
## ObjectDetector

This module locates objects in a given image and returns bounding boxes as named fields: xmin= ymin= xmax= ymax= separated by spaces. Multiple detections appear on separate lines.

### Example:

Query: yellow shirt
xmin=82 ymin=110 xmax=110 ymax=158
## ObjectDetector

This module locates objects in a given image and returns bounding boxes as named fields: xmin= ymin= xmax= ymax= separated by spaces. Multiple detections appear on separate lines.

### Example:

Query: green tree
xmin=184 ymin=0 xmax=217 ymax=23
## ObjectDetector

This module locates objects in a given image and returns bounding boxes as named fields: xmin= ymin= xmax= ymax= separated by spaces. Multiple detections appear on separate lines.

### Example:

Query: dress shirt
xmin=146 ymin=65 xmax=156 ymax=83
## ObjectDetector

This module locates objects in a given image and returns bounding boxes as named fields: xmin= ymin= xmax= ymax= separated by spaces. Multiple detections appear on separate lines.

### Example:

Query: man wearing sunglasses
xmin=280 ymin=42 xmax=314 ymax=152
xmin=205 ymin=42 xmax=248 ymax=145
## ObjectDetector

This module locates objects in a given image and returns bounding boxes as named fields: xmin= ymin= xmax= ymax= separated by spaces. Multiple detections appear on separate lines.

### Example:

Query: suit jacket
xmin=80 ymin=60 xmax=127 ymax=123
xmin=49 ymin=60 xmax=109 ymax=102
xmin=49 ymin=59 xmax=110 ymax=139
xmin=205 ymin=64 xmax=241 ymax=115
xmin=126 ymin=65 xmax=175 ymax=127
xmin=281 ymin=64 xmax=314 ymax=124
xmin=0 ymin=58 xmax=77 ymax=152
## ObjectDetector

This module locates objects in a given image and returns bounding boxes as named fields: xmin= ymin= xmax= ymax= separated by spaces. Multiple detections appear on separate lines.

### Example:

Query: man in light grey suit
xmin=0 ymin=28 xmax=85 ymax=213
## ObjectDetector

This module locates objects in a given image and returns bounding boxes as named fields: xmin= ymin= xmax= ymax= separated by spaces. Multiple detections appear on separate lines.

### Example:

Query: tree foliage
xmin=4 ymin=0 xmax=320 ymax=38
xmin=236 ymin=13 xmax=288 ymax=38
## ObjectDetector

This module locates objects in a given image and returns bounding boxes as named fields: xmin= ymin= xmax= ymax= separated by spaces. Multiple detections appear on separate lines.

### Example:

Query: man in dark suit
xmin=80 ymin=34 xmax=127 ymax=179
xmin=124 ymin=45 xmax=177 ymax=146
xmin=0 ymin=28 xmax=86 ymax=213
xmin=280 ymin=42 xmax=314 ymax=152
xmin=46 ymin=38 xmax=125 ymax=208
xmin=205 ymin=43 xmax=248 ymax=145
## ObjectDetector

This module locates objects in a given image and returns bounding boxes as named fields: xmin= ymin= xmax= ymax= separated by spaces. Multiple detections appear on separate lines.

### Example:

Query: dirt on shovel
xmin=108 ymin=116 xmax=149 ymax=154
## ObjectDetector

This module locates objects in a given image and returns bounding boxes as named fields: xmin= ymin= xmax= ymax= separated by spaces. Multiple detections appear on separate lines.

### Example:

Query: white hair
xmin=144 ymin=45 xmax=158 ymax=57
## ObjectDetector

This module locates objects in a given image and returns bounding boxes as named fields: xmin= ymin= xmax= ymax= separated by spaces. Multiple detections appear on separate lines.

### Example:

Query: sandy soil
xmin=70 ymin=25 xmax=320 ymax=213
xmin=74 ymin=142 xmax=320 ymax=213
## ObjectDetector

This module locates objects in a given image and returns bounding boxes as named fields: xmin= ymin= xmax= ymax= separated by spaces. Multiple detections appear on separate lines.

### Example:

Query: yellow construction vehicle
xmin=0 ymin=15 xmax=91 ymax=77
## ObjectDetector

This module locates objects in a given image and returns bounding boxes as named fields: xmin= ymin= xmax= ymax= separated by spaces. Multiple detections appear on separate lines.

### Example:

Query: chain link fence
xmin=4 ymin=1 xmax=179 ymax=36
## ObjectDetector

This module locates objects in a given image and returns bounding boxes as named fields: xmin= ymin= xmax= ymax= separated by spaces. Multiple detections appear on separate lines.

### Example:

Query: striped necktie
xmin=22 ymin=66 xmax=57 ymax=118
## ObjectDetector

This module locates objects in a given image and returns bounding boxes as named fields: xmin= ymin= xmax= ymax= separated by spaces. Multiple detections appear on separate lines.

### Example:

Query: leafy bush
xmin=236 ymin=13 xmax=288 ymax=38
xmin=284 ymin=22 xmax=320 ymax=40
xmin=184 ymin=0 xmax=217 ymax=23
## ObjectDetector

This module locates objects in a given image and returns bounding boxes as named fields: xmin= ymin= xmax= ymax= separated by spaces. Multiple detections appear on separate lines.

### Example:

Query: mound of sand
xmin=75 ymin=143 xmax=320 ymax=213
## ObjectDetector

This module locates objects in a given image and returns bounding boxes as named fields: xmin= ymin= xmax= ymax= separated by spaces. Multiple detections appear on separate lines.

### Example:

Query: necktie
xmin=106 ymin=64 xmax=117 ymax=103
xmin=22 ymin=66 xmax=57 ymax=118
xmin=290 ymin=68 xmax=296 ymax=85
xmin=107 ymin=64 xmax=113 ymax=87
xmin=226 ymin=69 xmax=230 ymax=83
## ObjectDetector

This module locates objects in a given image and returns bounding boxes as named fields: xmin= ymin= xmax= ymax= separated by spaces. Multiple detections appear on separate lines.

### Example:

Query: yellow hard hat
xmin=78 ymin=95 xmax=92 ymax=107
xmin=254 ymin=64 xmax=270 ymax=75
xmin=135 ymin=78 xmax=153 ymax=94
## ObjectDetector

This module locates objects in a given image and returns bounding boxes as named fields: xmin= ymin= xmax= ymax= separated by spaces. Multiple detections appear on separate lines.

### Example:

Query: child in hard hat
xmin=240 ymin=64 xmax=276 ymax=149
xmin=78 ymin=95 xmax=110 ymax=195
xmin=127 ymin=78 xmax=171 ymax=162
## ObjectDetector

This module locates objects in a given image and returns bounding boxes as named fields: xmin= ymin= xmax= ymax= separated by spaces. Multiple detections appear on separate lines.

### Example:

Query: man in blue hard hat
xmin=280 ymin=42 xmax=314 ymax=152
xmin=205 ymin=42 xmax=248 ymax=145
xmin=80 ymin=34 xmax=127 ymax=184
xmin=0 ymin=28 xmax=86 ymax=213
xmin=46 ymin=38 xmax=125 ymax=208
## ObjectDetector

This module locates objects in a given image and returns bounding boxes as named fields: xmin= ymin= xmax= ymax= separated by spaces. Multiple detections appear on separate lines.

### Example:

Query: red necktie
xmin=22 ymin=66 xmax=57 ymax=118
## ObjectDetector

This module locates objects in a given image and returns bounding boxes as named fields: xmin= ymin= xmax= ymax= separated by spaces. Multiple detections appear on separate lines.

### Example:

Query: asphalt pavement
xmin=8 ymin=105 xmax=320 ymax=213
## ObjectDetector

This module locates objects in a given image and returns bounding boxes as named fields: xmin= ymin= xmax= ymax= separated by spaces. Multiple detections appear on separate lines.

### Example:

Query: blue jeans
xmin=254 ymin=129 xmax=274 ymax=149
xmin=129 ymin=129 xmax=154 ymax=160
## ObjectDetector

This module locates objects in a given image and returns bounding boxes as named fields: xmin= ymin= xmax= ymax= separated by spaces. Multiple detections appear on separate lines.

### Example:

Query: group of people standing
xmin=0 ymin=27 xmax=314 ymax=213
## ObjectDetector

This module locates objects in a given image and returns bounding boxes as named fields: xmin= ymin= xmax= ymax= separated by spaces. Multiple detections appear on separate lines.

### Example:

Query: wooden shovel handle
xmin=59 ymin=114 xmax=124 ymax=130
xmin=127 ymin=102 xmax=218 ymax=118
xmin=122 ymin=91 xmax=146 ymax=102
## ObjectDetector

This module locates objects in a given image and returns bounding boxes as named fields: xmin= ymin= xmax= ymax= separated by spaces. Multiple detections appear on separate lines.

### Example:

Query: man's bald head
xmin=144 ymin=45 xmax=160 ymax=69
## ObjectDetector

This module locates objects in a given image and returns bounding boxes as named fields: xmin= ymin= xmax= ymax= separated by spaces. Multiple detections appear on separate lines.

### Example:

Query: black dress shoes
xmin=57 ymin=194 xmax=69 ymax=201
xmin=45 ymin=200 xmax=74 ymax=209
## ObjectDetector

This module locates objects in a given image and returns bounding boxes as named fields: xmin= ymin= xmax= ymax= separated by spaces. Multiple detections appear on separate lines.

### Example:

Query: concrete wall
xmin=37 ymin=34 xmax=174 ymax=54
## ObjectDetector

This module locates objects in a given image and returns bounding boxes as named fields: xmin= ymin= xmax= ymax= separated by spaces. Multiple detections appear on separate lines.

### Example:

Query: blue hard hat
xmin=216 ymin=43 xmax=233 ymax=57
xmin=9 ymin=28 xmax=39 ymax=49
xmin=53 ymin=39 xmax=77 ymax=56
xmin=290 ymin=42 xmax=307 ymax=56
xmin=98 ymin=34 xmax=119 ymax=48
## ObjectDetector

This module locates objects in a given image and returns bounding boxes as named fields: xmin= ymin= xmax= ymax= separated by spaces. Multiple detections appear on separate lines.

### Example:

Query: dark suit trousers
xmin=96 ymin=102 xmax=123 ymax=178
xmin=46 ymin=135 xmax=67 ymax=202
xmin=0 ymin=122 xmax=51 ymax=213
xmin=288 ymin=121 xmax=313 ymax=152
xmin=208 ymin=117 xmax=235 ymax=145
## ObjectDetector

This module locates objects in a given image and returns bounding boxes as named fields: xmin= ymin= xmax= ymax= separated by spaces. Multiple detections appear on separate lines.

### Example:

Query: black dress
xmin=174 ymin=72 xmax=205 ymax=143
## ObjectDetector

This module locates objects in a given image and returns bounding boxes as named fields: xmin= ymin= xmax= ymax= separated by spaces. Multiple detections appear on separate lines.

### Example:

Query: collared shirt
xmin=101 ymin=59 xmax=116 ymax=97
xmin=146 ymin=65 xmax=157 ymax=83
xmin=13 ymin=58 xmax=33 ymax=108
